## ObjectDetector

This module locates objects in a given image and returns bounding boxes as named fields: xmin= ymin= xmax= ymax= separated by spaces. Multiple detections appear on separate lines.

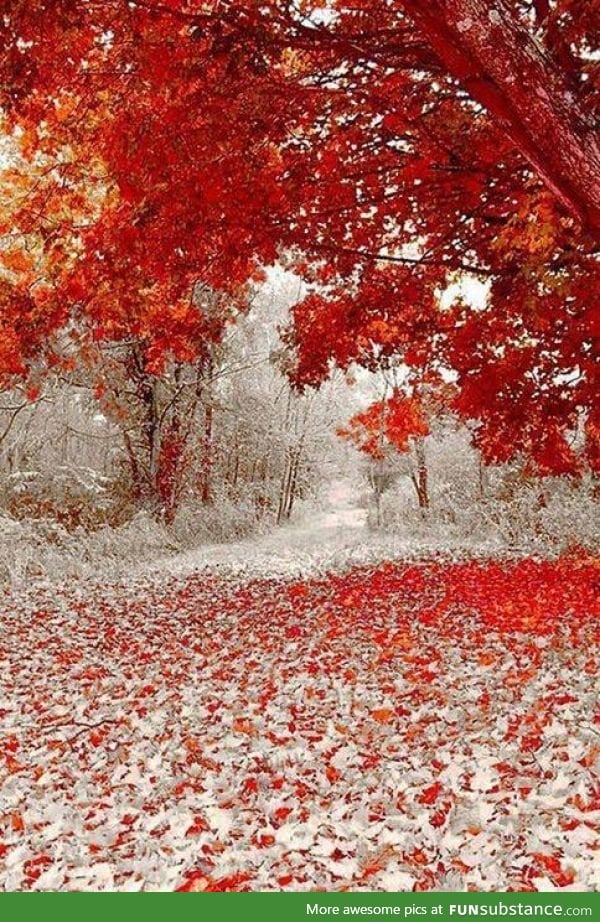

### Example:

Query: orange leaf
xmin=371 ymin=708 xmax=395 ymax=724
xmin=0 ymin=250 xmax=33 ymax=273
xmin=326 ymin=765 xmax=341 ymax=784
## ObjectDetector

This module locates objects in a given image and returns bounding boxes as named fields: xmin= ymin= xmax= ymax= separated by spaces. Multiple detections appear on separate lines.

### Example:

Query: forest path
xmin=146 ymin=477 xmax=503 ymax=583
xmin=151 ymin=478 xmax=371 ymax=581
xmin=284 ymin=478 xmax=366 ymax=540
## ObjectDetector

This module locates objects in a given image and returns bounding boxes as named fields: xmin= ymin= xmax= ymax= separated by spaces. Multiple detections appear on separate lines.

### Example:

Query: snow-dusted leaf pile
xmin=1 ymin=556 xmax=598 ymax=892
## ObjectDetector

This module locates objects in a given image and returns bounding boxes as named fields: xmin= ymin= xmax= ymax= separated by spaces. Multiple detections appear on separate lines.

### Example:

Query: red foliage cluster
xmin=339 ymin=393 xmax=429 ymax=460
xmin=0 ymin=1 xmax=597 ymax=471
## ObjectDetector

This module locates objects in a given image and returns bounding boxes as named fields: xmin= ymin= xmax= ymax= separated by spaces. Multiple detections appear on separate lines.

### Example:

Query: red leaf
xmin=418 ymin=782 xmax=443 ymax=805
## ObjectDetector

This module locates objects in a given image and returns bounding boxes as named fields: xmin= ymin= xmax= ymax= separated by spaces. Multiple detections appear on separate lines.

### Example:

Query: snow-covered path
xmin=143 ymin=479 xmax=371 ymax=581
xmin=143 ymin=480 xmax=498 ymax=584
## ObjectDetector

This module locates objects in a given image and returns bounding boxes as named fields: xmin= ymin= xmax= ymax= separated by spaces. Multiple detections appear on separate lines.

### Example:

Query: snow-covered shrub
xmin=380 ymin=461 xmax=598 ymax=555
xmin=2 ymin=464 xmax=135 ymax=530
xmin=0 ymin=511 xmax=175 ymax=586
xmin=438 ymin=471 xmax=598 ymax=554
xmin=536 ymin=480 xmax=598 ymax=551
xmin=494 ymin=476 xmax=599 ymax=553
xmin=370 ymin=426 xmax=598 ymax=554
xmin=172 ymin=494 xmax=268 ymax=545
xmin=0 ymin=491 xmax=273 ymax=587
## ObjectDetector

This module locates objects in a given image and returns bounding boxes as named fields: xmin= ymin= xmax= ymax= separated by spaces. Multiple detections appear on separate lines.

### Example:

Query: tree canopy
xmin=0 ymin=0 xmax=598 ymax=474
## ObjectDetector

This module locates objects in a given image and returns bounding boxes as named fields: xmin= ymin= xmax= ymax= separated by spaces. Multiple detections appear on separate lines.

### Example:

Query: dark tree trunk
xmin=478 ymin=455 xmax=486 ymax=500
xmin=374 ymin=483 xmax=382 ymax=529
xmin=123 ymin=430 xmax=144 ymax=504
xmin=411 ymin=437 xmax=430 ymax=515
xmin=134 ymin=371 xmax=163 ymax=514
xmin=277 ymin=452 xmax=293 ymax=525
xmin=200 ymin=400 xmax=213 ymax=505
xmin=284 ymin=449 xmax=301 ymax=520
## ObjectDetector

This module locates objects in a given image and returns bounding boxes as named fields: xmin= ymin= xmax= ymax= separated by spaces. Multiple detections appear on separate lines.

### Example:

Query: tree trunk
xmin=135 ymin=371 xmax=162 ymax=514
xmin=277 ymin=452 xmax=293 ymax=525
xmin=123 ymin=430 xmax=144 ymax=504
xmin=284 ymin=449 xmax=301 ymax=520
xmin=200 ymin=400 xmax=213 ymax=505
xmin=411 ymin=437 xmax=429 ymax=515
xmin=400 ymin=0 xmax=600 ymax=235
xmin=478 ymin=454 xmax=486 ymax=500
xmin=147 ymin=381 xmax=160 ymax=496
xmin=374 ymin=484 xmax=382 ymax=529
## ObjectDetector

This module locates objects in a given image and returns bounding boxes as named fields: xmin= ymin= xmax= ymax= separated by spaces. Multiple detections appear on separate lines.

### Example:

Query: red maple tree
xmin=0 ymin=0 xmax=597 ymax=478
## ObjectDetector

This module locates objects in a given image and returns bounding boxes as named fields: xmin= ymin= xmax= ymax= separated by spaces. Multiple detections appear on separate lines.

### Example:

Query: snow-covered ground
xmin=1 ymin=481 xmax=597 ymax=893
xmin=1 ymin=476 xmax=574 ymax=592
xmin=140 ymin=480 xmax=502 ymax=584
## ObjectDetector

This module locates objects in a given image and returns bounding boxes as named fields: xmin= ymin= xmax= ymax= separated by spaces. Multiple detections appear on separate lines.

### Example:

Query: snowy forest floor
xmin=1 ymin=485 xmax=598 ymax=892
xmin=144 ymin=480 xmax=503 ymax=584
